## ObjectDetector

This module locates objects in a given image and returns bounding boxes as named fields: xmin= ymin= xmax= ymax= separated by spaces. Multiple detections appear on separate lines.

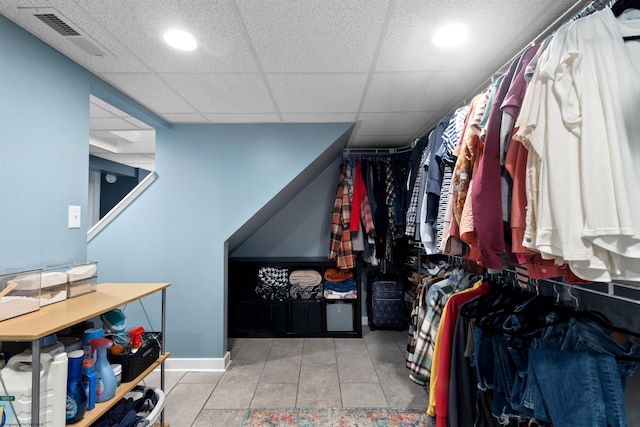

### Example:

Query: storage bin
xmin=107 ymin=332 xmax=162 ymax=383
xmin=290 ymin=300 xmax=322 ymax=333
xmin=326 ymin=302 xmax=354 ymax=332
xmin=123 ymin=386 xmax=166 ymax=427
xmin=66 ymin=262 xmax=98 ymax=298
xmin=39 ymin=267 xmax=68 ymax=306
xmin=257 ymin=301 xmax=287 ymax=334
xmin=0 ymin=269 xmax=41 ymax=321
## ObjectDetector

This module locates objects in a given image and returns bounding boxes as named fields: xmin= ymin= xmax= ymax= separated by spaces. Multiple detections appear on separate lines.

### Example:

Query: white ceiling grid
xmin=1 ymin=0 xmax=581 ymax=153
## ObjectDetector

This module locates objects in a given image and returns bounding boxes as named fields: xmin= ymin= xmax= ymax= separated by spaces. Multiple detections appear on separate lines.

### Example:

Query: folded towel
xmin=324 ymin=268 xmax=353 ymax=282
xmin=324 ymin=277 xmax=357 ymax=293
xmin=290 ymin=284 xmax=323 ymax=300
xmin=289 ymin=270 xmax=322 ymax=287
xmin=324 ymin=289 xmax=357 ymax=299
xmin=257 ymin=267 xmax=289 ymax=287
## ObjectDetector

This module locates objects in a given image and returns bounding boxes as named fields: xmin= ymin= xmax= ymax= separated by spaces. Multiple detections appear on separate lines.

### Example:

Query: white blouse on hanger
xmin=521 ymin=8 xmax=640 ymax=281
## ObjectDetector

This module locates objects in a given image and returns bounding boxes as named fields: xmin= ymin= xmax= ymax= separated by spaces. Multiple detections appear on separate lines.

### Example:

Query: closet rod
xmin=516 ymin=272 xmax=640 ymax=307
xmin=343 ymin=142 xmax=415 ymax=159
xmin=419 ymin=252 xmax=640 ymax=306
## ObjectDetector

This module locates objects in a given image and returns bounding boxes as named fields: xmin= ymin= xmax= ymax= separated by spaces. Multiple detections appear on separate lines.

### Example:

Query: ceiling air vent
xmin=19 ymin=7 xmax=110 ymax=57
xmin=34 ymin=13 xmax=80 ymax=36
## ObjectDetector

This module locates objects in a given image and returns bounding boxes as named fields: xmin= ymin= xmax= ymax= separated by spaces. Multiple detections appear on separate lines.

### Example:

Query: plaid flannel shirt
xmin=361 ymin=190 xmax=375 ymax=235
xmin=405 ymin=147 xmax=430 ymax=237
xmin=408 ymin=270 xmax=472 ymax=386
xmin=329 ymin=165 xmax=355 ymax=269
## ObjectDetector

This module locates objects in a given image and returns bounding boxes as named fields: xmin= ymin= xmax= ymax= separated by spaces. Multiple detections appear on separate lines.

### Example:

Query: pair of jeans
xmin=472 ymin=326 xmax=494 ymax=391
xmin=559 ymin=317 xmax=638 ymax=386
xmin=505 ymin=337 xmax=534 ymax=418
xmin=528 ymin=348 xmax=627 ymax=427
xmin=526 ymin=316 xmax=639 ymax=426
xmin=491 ymin=335 xmax=521 ymax=421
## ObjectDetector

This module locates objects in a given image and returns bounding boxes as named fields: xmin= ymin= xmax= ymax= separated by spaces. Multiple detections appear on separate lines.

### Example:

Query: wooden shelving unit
xmin=0 ymin=282 xmax=170 ymax=426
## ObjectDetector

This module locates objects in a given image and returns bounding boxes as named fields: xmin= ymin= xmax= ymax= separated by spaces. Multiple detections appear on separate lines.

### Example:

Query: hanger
xmin=612 ymin=0 xmax=640 ymax=16
xmin=611 ymin=0 xmax=640 ymax=40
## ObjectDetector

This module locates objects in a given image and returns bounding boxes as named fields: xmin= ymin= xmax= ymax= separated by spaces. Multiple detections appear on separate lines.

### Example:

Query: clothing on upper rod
xmin=394 ymin=4 xmax=640 ymax=284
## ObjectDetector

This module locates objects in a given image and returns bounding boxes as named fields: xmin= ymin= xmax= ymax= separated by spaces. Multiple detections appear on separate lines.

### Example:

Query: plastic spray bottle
xmin=81 ymin=358 xmax=97 ymax=410
xmin=89 ymin=338 xmax=117 ymax=403
xmin=66 ymin=350 xmax=87 ymax=424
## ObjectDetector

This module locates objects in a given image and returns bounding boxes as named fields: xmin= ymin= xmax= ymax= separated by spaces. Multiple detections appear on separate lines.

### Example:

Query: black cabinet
xmin=290 ymin=300 xmax=322 ymax=333
xmin=257 ymin=301 xmax=287 ymax=334
xmin=228 ymin=257 xmax=362 ymax=338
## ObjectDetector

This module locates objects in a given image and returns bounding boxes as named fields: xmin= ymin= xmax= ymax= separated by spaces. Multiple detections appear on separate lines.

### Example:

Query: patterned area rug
xmin=242 ymin=408 xmax=430 ymax=426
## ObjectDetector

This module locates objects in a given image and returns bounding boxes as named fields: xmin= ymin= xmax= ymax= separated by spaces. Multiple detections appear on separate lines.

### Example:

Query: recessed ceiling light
xmin=433 ymin=23 xmax=469 ymax=48
xmin=163 ymin=29 xmax=198 ymax=51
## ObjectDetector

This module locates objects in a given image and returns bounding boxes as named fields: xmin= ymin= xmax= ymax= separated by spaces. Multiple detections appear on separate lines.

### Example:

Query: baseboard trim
xmin=164 ymin=352 xmax=231 ymax=372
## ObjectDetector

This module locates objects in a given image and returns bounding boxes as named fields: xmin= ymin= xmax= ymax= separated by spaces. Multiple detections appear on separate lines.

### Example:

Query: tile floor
xmin=140 ymin=327 xmax=428 ymax=427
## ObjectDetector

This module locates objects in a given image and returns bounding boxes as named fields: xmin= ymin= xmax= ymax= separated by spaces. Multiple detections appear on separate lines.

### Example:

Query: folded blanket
xmin=289 ymin=270 xmax=322 ymax=287
xmin=256 ymin=267 xmax=289 ymax=301
xmin=290 ymin=284 xmax=323 ymax=300
xmin=324 ymin=267 xmax=353 ymax=283
xmin=324 ymin=289 xmax=357 ymax=299
xmin=324 ymin=277 xmax=357 ymax=293
xmin=257 ymin=267 xmax=289 ymax=287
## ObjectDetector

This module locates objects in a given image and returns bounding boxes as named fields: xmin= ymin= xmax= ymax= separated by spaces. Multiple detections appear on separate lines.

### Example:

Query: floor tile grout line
xmin=190 ymin=383 xmax=219 ymax=427
xmin=175 ymin=330 xmax=429 ymax=424
xmin=247 ymin=339 xmax=273 ymax=410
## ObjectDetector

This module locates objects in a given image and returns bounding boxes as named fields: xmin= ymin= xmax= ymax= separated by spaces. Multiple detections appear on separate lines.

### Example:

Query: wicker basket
xmin=108 ymin=332 xmax=162 ymax=383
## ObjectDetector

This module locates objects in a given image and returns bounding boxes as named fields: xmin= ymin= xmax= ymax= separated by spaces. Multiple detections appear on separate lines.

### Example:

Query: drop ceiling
xmin=1 ymin=0 xmax=590 ymax=161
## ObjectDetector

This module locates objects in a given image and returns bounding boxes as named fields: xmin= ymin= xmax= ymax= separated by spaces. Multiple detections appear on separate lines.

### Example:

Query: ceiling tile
xmin=1 ymin=0 xmax=592 ymax=161
xmin=3 ymin=1 xmax=150 ymax=73
xmin=268 ymin=74 xmax=368 ymax=113
xmin=161 ymin=113 xmax=208 ymax=122
xmin=348 ymin=134 xmax=413 ymax=148
xmin=101 ymin=73 xmax=198 ymax=114
xmin=160 ymin=73 xmax=276 ymax=114
xmin=90 ymin=117 xmax=141 ymax=131
xmin=236 ymin=0 xmax=389 ymax=72
xmin=89 ymin=103 xmax=114 ymax=119
xmin=91 ymin=152 xmax=155 ymax=171
xmin=362 ymin=71 xmax=472 ymax=113
xmin=281 ymin=113 xmax=357 ymax=122
xmin=122 ymin=116 xmax=154 ymax=130
xmin=376 ymin=0 xmax=578 ymax=73
xmin=72 ymin=0 xmax=258 ymax=73
xmin=357 ymin=111 xmax=442 ymax=136
xmin=203 ymin=113 xmax=281 ymax=123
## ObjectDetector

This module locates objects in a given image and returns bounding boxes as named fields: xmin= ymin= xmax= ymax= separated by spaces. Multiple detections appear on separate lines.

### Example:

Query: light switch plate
xmin=68 ymin=205 xmax=81 ymax=228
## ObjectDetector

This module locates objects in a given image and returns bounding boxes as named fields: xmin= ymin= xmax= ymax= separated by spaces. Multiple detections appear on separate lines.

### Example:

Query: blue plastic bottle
xmin=89 ymin=338 xmax=117 ymax=403
xmin=66 ymin=350 xmax=87 ymax=424
xmin=81 ymin=358 xmax=97 ymax=410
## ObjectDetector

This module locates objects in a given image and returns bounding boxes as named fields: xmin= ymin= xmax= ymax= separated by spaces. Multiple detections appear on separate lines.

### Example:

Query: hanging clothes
xmin=472 ymin=50 xmax=528 ymax=271
xmin=408 ymin=268 xmax=476 ymax=386
xmin=506 ymin=8 xmax=640 ymax=281
xmin=329 ymin=165 xmax=356 ymax=269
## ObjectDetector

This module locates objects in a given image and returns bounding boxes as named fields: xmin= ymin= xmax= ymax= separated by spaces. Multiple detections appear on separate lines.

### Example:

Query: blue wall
xmin=230 ymin=157 xmax=342 ymax=258
xmin=0 ymin=16 xmax=353 ymax=359
xmin=88 ymin=123 xmax=352 ymax=358
xmin=0 ymin=15 xmax=90 ymax=270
